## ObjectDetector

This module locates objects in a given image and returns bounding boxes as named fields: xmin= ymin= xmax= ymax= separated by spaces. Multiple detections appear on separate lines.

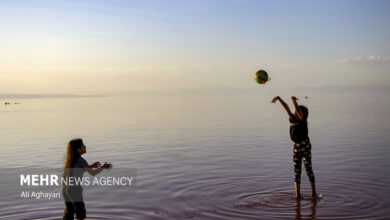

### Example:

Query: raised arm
xmin=271 ymin=96 xmax=294 ymax=119
xmin=83 ymin=162 xmax=113 ymax=176
xmin=291 ymin=96 xmax=304 ymax=120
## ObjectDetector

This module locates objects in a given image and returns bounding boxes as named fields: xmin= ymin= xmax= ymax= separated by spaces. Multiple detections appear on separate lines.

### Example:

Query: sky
xmin=0 ymin=0 xmax=389 ymax=95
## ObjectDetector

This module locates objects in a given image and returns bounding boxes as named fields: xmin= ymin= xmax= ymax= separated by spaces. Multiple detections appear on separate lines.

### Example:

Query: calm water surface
xmin=0 ymin=92 xmax=389 ymax=219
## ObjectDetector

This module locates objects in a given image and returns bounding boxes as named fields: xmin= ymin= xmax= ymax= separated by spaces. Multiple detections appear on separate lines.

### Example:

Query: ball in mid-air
xmin=254 ymin=70 xmax=269 ymax=85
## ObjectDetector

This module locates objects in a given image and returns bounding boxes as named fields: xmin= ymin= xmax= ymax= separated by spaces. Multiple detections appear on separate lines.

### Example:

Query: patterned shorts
xmin=293 ymin=138 xmax=315 ymax=183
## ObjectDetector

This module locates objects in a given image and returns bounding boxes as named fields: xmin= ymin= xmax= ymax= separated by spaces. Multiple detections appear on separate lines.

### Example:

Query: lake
xmin=0 ymin=91 xmax=389 ymax=219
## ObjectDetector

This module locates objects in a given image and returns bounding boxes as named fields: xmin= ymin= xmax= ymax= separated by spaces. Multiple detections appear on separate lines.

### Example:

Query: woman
xmin=62 ymin=138 xmax=112 ymax=220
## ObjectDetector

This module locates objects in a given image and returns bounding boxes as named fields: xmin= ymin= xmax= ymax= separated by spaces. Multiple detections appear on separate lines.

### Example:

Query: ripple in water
xmin=1 ymin=172 xmax=389 ymax=219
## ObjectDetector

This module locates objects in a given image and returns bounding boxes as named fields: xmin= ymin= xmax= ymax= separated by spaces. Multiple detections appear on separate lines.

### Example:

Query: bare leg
xmin=295 ymin=182 xmax=301 ymax=199
xmin=311 ymin=182 xmax=318 ymax=199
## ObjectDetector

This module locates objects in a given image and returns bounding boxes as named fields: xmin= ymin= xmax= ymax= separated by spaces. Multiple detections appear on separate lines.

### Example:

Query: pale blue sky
xmin=0 ymin=0 xmax=389 ymax=94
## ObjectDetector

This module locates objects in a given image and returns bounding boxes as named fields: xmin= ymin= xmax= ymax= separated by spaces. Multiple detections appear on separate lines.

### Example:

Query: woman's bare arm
xmin=83 ymin=162 xmax=113 ymax=176
xmin=291 ymin=96 xmax=304 ymax=120
xmin=271 ymin=96 xmax=294 ymax=119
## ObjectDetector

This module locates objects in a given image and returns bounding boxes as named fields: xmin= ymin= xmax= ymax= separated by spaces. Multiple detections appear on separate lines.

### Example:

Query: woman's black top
xmin=289 ymin=115 xmax=308 ymax=143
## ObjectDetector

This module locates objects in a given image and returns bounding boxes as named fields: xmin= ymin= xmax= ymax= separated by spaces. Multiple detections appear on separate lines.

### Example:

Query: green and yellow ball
xmin=254 ymin=70 xmax=269 ymax=85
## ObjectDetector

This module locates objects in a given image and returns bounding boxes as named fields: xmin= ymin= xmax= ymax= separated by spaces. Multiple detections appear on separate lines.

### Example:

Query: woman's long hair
xmin=63 ymin=138 xmax=83 ymax=178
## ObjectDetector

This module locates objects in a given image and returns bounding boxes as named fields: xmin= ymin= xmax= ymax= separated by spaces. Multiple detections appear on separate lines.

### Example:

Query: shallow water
xmin=0 ymin=92 xmax=390 ymax=219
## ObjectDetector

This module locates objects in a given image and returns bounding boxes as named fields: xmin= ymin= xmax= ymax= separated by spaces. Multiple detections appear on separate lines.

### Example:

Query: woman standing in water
xmin=271 ymin=96 xmax=318 ymax=199
xmin=62 ymin=138 xmax=112 ymax=220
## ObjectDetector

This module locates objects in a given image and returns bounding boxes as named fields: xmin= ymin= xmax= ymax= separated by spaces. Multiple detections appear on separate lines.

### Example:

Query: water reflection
xmin=295 ymin=198 xmax=317 ymax=220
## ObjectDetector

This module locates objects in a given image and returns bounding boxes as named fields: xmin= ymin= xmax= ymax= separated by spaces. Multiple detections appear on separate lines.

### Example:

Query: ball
xmin=254 ymin=70 xmax=269 ymax=85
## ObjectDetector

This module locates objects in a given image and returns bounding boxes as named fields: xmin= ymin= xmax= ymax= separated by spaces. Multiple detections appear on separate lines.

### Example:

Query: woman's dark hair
xmin=299 ymin=105 xmax=309 ymax=120
xmin=63 ymin=138 xmax=83 ymax=177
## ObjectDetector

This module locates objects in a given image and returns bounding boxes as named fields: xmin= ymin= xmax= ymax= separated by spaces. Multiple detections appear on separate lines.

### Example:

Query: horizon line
xmin=1 ymin=85 xmax=389 ymax=98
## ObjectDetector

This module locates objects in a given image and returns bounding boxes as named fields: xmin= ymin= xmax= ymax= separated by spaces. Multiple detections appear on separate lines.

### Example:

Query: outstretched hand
xmin=101 ymin=162 xmax=113 ymax=170
xmin=271 ymin=96 xmax=280 ymax=103
xmin=291 ymin=96 xmax=299 ymax=101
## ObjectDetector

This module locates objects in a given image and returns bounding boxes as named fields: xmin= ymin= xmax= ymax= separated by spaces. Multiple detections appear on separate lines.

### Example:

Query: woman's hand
xmin=271 ymin=96 xmax=280 ymax=103
xmin=291 ymin=96 xmax=299 ymax=101
xmin=102 ymin=162 xmax=113 ymax=170
xmin=91 ymin=162 xmax=101 ymax=168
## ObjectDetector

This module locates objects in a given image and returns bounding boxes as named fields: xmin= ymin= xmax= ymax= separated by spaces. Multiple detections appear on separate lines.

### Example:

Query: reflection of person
xmin=271 ymin=96 xmax=318 ymax=199
xmin=62 ymin=138 xmax=112 ymax=220
xmin=295 ymin=198 xmax=317 ymax=220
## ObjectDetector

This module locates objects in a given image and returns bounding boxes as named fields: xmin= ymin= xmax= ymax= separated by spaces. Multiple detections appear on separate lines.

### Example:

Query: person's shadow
xmin=295 ymin=198 xmax=317 ymax=220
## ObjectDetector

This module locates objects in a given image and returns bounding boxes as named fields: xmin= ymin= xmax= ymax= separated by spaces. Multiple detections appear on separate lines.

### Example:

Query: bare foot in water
xmin=311 ymin=194 xmax=321 ymax=201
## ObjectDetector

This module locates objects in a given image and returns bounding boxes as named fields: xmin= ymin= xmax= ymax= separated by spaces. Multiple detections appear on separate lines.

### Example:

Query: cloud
xmin=339 ymin=55 xmax=390 ymax=65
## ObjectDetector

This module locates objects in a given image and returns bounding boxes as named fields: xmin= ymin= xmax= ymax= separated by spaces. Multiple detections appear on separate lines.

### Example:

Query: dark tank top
xmin=289 ymin=115 xmax=308 ymax=143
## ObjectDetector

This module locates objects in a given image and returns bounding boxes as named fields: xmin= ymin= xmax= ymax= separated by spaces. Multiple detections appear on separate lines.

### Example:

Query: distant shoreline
xmin=1 ymin=85 xmax=389 ymax=99
xmin=0 ymin=94 xmax=103 ymax=99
